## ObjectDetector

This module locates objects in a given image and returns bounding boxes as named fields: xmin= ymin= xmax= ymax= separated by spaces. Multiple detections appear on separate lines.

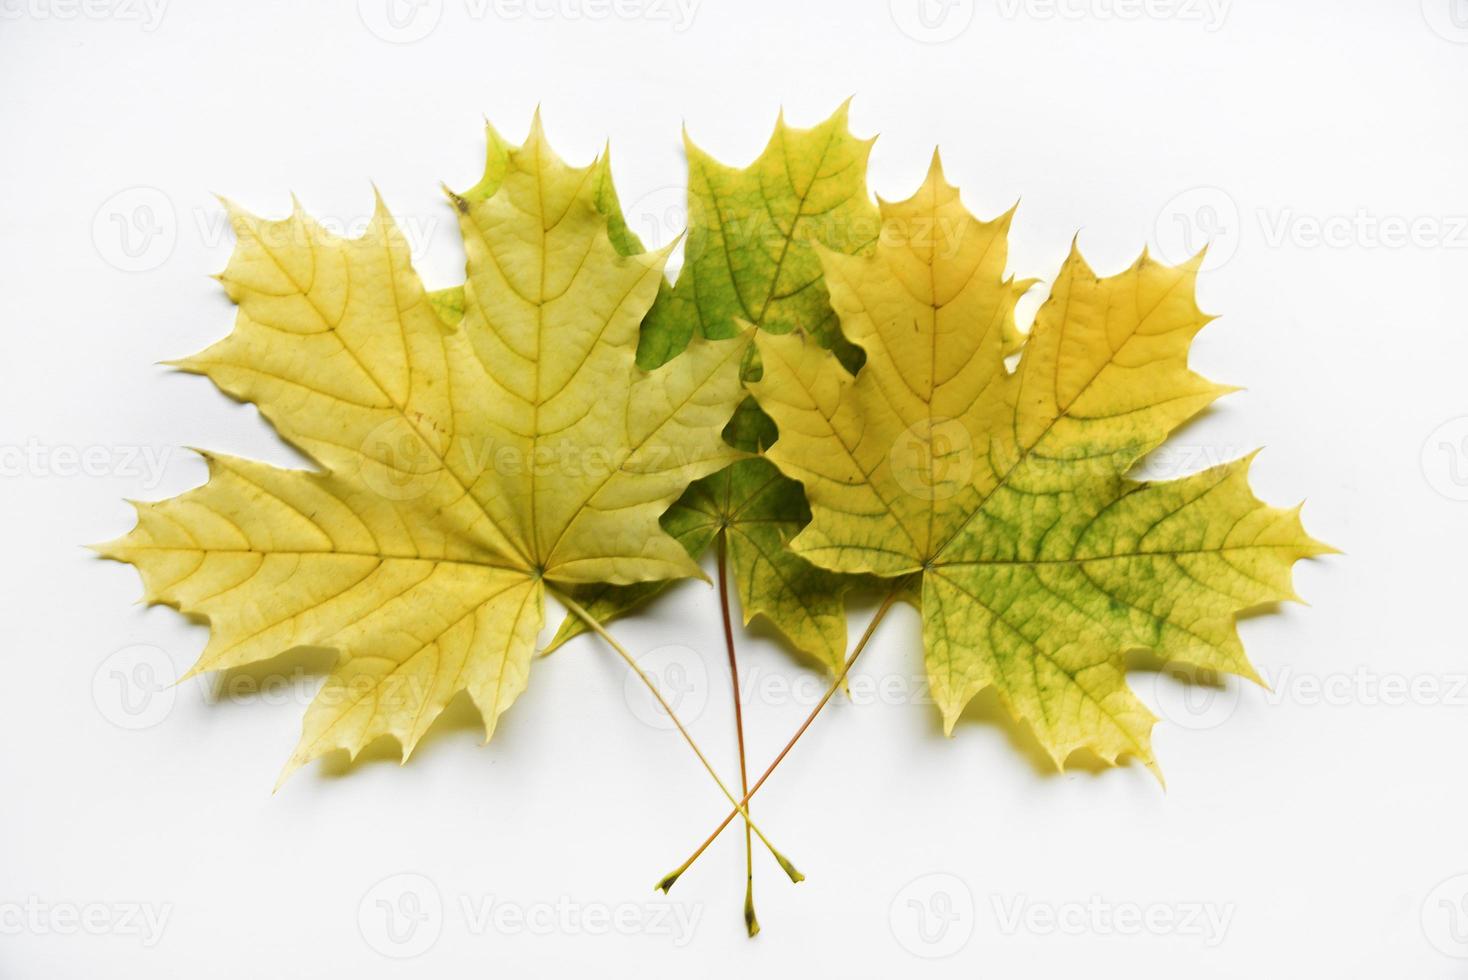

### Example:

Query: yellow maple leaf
xmin=749 ymin=155 xmax=1331 ymax=774
xmin=98 ymin=119 xmax=751 ymax=780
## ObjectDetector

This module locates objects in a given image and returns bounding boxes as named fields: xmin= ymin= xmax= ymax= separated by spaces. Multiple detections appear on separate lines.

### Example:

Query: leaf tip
xmin=527 ymin=103 xmax=547 ymax=144
xmin=271 ymin=759 xmax=302 ymax=795
xmin=1305 ymin=534 xmax=1343 ymax=560
xmin=87 ymin=536 xmax=126 ymax=562
xmin=925 ymin=146 xmax=946 ymax=184
xmin=176 ymin=660 xmax=207 ymax=685
xmin=1236 ymin=446 xmax=1266 ymax=474
xmin=442 ymin=183 xmax=470 ymax=216
xmin=180 ymin=445 xmax=217 ymax=468
xmin=1182 ymin=241 xmax=1211 ymax=271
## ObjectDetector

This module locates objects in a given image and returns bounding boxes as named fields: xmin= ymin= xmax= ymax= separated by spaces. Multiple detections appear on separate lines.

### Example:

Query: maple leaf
xmin=548 ymin=104 xmax=878 ymax=671
xmin=748 ymin=155 xmax=1331 ymax=774
xmin=97 ymin=120 xmax=751 ymax=779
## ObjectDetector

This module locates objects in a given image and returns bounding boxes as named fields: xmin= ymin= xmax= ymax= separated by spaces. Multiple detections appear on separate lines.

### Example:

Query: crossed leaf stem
xmin=553 ymin=589 xmax=803 ymax=886
xmin=714 ymin=533 xmax=759 ymax=936
xmin=656 ymin=579 xmax=910 ymax=893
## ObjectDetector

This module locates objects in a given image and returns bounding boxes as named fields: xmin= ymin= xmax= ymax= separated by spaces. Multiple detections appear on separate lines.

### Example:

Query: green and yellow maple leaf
xmin=635 ymin=99 xmax=879 ymax=372
xmin=97 ymin=120 xmax=751 ymax=779
xmin=549 ymin=104 xmax=880 ymax=671
xmin=748 ymin=155 xmax=1331 ymax=774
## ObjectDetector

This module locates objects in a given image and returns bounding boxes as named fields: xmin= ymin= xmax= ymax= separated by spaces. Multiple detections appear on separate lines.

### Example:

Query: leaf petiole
xmin=553 ymin=588 xmax=803 ymax=886
xmin=656 ymin=580 xmax=909 ymax=893
xmin=715 ymin=532 xmax=759 ymax=936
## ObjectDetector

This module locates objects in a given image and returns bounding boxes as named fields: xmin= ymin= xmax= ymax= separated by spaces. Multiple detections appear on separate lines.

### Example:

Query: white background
xmin=3 ymin=0 xmax=1466 ymax=975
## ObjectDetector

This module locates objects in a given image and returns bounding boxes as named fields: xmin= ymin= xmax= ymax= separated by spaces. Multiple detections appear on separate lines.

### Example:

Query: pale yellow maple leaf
xmin=98 ymin=119 xmax=751 ymax=781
